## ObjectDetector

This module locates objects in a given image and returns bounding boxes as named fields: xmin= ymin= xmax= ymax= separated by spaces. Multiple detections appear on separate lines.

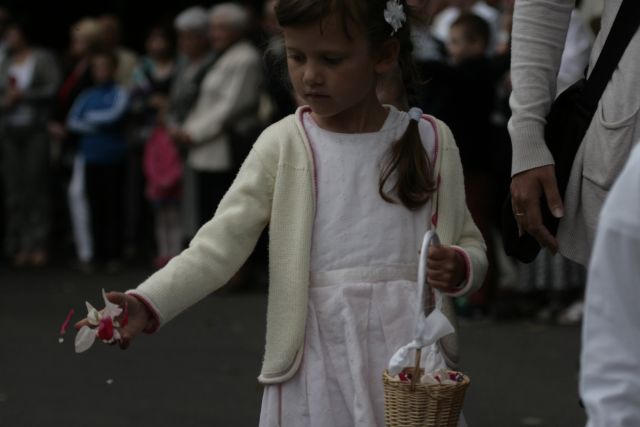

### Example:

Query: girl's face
xmin=283 ymin=15 xmax=394 ymax=132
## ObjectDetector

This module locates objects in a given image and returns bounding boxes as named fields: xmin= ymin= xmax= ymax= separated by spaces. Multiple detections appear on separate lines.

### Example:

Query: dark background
xmin=1 ymin=0 xmax=266 ymax=52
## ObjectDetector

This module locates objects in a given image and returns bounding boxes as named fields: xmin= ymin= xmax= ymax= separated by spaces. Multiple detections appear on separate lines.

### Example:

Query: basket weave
xmin=382 ymin=367 xmax=470 ymax=427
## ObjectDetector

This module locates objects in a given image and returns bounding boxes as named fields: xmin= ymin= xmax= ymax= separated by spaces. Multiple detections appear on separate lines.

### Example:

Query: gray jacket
xmin=0 ymin=48 xmax=61 ymax=129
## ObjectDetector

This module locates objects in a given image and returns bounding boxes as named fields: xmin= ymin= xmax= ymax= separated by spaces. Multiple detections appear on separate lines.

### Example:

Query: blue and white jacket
xmin=67 ymin=81 xmax=130 ymax=164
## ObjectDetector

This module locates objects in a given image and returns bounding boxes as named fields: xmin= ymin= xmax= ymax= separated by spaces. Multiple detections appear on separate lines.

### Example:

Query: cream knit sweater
xmin=130 ymin=108 xmax=487 ymax=384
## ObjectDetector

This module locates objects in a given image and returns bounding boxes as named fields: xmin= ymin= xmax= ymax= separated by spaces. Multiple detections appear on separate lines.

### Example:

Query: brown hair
xmin=451 ymin=12 xmax=491 ymax=48
xmin=276 ymin=0 xmax=435 ymax=210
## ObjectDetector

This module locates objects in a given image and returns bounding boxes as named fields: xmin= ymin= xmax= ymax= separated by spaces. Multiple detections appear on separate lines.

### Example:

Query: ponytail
xmin=378 ymin=115 xmax=436 ymax=210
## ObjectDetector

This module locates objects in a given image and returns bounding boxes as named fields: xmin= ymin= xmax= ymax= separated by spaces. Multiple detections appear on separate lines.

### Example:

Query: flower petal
xmin=75 ymin=325 xmax=96 ymax=353
xmin=101 ymin=289 xmax=123 ymax=318
xmin=86 ymin=302 xmax=101 ymax=326
xmin=97 ymin=316 xmax=114 ymax=341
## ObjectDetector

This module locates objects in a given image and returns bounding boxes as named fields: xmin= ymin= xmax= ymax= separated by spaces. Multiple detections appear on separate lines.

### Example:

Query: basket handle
xmin=411 ymin=231 xmax=441 ymax=390
xmin=416 ymin=231 xmax=443 ymax=324
xmin=411 ymin=348 xmax=422 ymax=391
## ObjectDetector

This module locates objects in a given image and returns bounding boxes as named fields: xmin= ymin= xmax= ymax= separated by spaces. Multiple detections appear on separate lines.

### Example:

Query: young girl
xmin=78 ymin=0 xmax=487 ymax=425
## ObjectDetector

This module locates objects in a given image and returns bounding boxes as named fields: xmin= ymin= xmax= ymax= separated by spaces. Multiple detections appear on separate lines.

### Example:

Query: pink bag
xmin=143 ymin=126 xmax=183 ymax=201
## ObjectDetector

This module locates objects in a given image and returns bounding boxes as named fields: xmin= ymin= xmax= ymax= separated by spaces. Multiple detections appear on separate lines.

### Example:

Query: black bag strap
xmin=580 ymin=0 xmax=640 ymax=111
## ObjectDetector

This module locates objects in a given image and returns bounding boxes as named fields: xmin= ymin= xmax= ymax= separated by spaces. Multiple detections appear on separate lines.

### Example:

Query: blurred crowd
xmin=0 ymin=1 xmax=600 ymax=320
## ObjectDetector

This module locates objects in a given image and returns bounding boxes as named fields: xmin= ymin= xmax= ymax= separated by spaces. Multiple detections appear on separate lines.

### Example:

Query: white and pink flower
xmin=74 ymin=289 xmax=128 ymax=353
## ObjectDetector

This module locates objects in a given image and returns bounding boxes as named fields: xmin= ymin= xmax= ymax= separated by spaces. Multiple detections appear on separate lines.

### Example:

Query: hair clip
xmin=384 ymin=0 xmax=407 ymax=35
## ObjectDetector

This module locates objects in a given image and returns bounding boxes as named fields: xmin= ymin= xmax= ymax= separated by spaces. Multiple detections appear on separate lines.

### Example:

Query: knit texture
xmin=507 ymin=0 xmax=640 ymax=265
xmin=508 ymin=0 xmax=574 ymax=176
xmin=131 ymin=109 xmax=487 ymax=384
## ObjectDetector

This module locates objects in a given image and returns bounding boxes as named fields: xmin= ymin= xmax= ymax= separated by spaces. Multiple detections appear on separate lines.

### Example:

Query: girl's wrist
xmin=128 ymin=292 xmax=160 ymax=333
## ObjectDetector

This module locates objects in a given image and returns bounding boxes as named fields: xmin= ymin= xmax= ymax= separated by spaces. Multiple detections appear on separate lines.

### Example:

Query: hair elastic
xmin=408 ymin=107 xmax=423 ymax=122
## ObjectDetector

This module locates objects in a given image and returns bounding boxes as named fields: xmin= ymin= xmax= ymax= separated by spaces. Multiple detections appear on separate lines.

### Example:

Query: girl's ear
xmin=374 ymin=39 xmax=400 ymax=75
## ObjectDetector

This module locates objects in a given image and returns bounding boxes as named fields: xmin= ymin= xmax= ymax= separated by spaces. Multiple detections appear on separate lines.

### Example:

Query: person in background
xmin=0 ymin=7 xmax=11 ymax=69
xmin=0 ymin=6 xmax=11 ymax=257
xmin=580 ymin=143 xmax=640 ymax=427
xmin=556 ymin=2 xmax=594 ymax=94
xmin=261 ymin=0 xmax=297 ymax=122
xmin=130 ymin=25 xmax=180 ymax=268
xmin=98 ymin=14 xmax=138 ymax=87
xmin=175 ymin=3 xmax=263 ymax=227
xmin=0 ymin=18 xmax=60 ymax=267
xmin=166 ymin=6 xmax=215 ymax=242
xmin=517 ymin=1 xmax=593 ymax=325
xmin=437 ymin=13 xmax=510 ymax=315
xmin=98 ymin=14 xmax=144 ymax=259
xmin=66 ymin=50 xmax=130 ymax=273
xmin=130 ymin=25 xmax=176 ymax=130
xmin=49 ymin=17 xmax=103 ymax=271
xmin=410 ymin=0 xmax=448 ymax=63
xmin=432 ymin=0 xmax=502 ymax=54
xmin=508 ymin=0 xmax=640 ymax=266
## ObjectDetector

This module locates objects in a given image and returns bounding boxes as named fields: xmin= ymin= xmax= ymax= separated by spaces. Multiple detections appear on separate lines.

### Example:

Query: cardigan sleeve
xmin=508 ymin=0 xmax=575 ymax=176
xmin=128 ymin=133 xmax=276 ymax=325
xmin=446 ymin=205 xmax=488 ymax=298
xmin=434 ymin=120 xmax=488 ymax=298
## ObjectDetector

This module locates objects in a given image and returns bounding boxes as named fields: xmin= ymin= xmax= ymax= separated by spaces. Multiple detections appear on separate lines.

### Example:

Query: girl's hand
xmin=74 ymin=292 xmax=154 ymax=349
xmin=426 ymin=246 xmax=466 ymax=292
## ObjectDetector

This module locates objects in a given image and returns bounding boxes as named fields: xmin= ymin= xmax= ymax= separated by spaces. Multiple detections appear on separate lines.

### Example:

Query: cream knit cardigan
xmin=130 ymin=108 xmax=487 ymax=384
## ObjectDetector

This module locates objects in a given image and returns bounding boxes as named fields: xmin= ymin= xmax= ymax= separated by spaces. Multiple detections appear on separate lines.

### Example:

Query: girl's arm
xmin=433 ymin=120 xmax=488 ymax=297
xmin=127 ymin=133 xmax=276 ymax=327
xmin=445 ymin=205 xmax=488 ymax=298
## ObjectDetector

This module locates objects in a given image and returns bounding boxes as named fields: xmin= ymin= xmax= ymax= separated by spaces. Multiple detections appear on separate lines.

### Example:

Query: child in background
xmin=131 ymin=26 xmax=181 ymax=269
xmin=441 ymin=12 xmax=510 ymax=314
xmin=143 ymin=125 xmax=182 ymax=268
xmin=67 ymin=50 xmax=129 ymax=272
xmin=77 ymin=1 xmax=487 ymax=425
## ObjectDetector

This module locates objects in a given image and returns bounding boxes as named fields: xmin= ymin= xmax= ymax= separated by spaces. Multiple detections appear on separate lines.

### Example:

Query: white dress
xmin=259 ymin=107 xmax=451 ymax=427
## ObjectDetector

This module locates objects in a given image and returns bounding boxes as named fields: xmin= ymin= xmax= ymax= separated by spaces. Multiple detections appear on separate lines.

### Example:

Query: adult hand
xmin=510 ymin=165 xmax=564 ymax=253
xmin=74 ymin=292 xmax=154 ymax=350
xmin=427 ymin=245 xmax=466 ymax=292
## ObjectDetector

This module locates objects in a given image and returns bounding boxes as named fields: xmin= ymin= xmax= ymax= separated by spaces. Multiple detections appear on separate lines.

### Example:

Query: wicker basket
xmin=382 ymin=231 xmax=470 ymax=426
xmin=382 ymin=350 xmax=470 ymax=427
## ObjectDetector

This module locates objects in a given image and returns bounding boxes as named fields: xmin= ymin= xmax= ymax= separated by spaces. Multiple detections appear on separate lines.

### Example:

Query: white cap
xmin=209 ymin=3 xmax=250 ymax=33
xmin=175 ymin=6 xmax=209 ymax=34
